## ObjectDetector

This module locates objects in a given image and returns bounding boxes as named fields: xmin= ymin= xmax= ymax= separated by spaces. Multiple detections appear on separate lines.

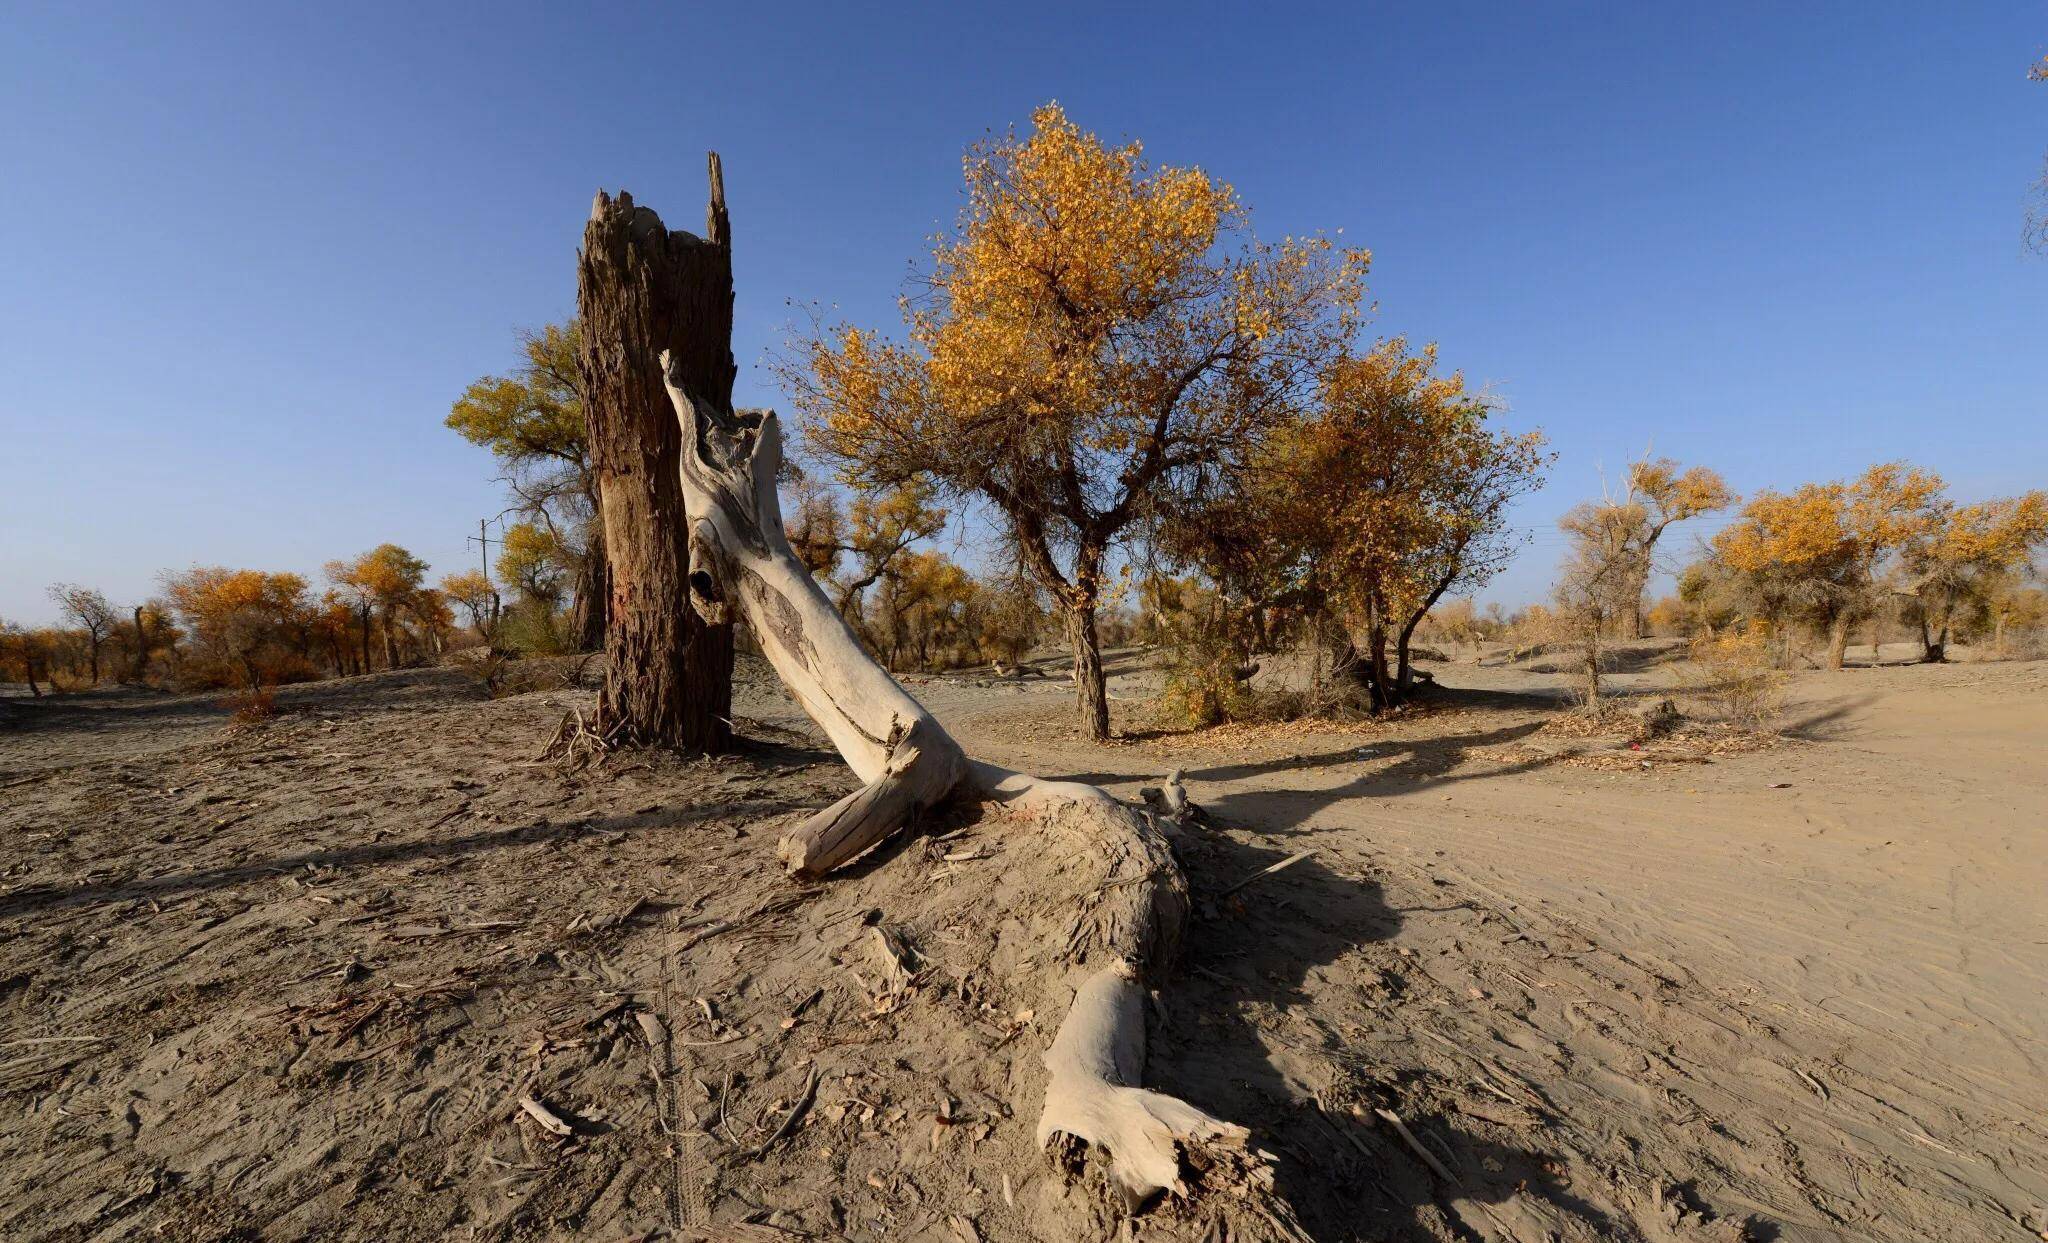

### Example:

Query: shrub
xmin=222 ymin=685 xmax=279 ymax=723
xmin=495 ymin=601 xmax=570 ymax=657
xmin=1159 ymin=638 xmax=1258 ymax=728
xmin=1686 ymin=626 xmax=1787 ymax=731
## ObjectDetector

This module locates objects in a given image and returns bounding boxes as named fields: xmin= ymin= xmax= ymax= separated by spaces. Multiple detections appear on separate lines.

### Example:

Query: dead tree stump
xmin=575 ymin=165 xmax=736 ymax=750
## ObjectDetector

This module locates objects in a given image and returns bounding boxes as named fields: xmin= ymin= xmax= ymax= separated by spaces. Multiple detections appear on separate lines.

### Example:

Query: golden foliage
xmin=1715 ymin=462 xmax=1942 ymax=579
xmin=161 ymin=567 xmax=312 ymax=688
xmin=438 ymin=570 xmax=499 ymax=635
xmin=787 ymin=103 xmax=1369 ymax=600
xmin=1268 ymin=338 xmax=1549 ymax=623
xmin=496 ymin=522 xmax=570 ymax=604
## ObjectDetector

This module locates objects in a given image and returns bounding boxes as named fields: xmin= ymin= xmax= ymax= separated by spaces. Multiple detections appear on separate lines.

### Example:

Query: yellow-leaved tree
xmin=160 ymin=567 xmax=311 ymax=688
xmin=1712 ymin=462 xmax=1945 ymax=668
xmin=1281 ymin=340 xmax=1548 ymax=709
xmin=438 ymin=569 xmax=500 ymax=641
xmin=1167 ymin=338 xmax=1548 ymax=714
xmin=1614 ymin=458 xmax=1736 ymax=637
xmin=783 ymin=103 xmax=1369 ymax=740
xmin=325 ymin=544 xmax=430 ymax=671
xmin=1901 ymin=490 xmax=2048 ymax=661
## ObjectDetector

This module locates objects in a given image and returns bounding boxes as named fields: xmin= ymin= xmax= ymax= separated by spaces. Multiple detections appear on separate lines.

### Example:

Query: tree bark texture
xmin=570 ymin=525 xmax=609 ymax=654
xmin=1066 ymin=601 xmax=1111 ymax=741
xmin=577 ymin=170 xmax=735 ymax=750
xmin=1826 ymin=611 xmax=1852 ymax=671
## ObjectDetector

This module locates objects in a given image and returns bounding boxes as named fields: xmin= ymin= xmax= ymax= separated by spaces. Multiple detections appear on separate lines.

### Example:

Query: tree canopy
xmin=785 ymin=102 xmax=1370 ymax=738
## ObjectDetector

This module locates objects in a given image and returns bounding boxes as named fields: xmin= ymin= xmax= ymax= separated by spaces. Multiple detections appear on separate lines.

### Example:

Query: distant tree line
xmin=1539 ymin=456 xmax=2048 ymax=702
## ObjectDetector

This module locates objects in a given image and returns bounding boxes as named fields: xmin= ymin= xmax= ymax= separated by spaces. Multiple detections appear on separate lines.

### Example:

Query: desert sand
xmin=3 ymin=648 xmax=2043 ymax=1241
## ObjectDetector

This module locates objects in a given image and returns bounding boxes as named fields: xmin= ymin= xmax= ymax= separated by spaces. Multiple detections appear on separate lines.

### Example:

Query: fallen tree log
xmin=660 ymin=352 xmax=1302 ymax=1233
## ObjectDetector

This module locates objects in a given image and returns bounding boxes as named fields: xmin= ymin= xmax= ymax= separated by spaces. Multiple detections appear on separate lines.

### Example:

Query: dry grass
xmin=219 ymin=685 xmax=278 ymax=723
xmin=1679 ymin=628 xmax=1788 ymax=732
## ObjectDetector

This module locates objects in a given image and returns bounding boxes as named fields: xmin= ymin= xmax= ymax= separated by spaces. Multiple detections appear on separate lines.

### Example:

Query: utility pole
xmin=467 ymin=518 xmax=497 ymax=579
xmin=467 ymin=518 xmax=503 ymax=632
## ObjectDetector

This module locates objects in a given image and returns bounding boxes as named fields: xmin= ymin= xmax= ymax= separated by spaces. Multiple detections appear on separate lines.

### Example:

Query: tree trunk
xmin=1367 ymin=621 xmax=1394 ymax=713
xmin=1581 ymin=615 xmax=1602 ymax=703
xmin=569 ymin=522 xmax=608 ymax=653
xmin=1066 ymin=597 xmax=1110 ymax=742
xmin=576 ymin=166 xmax=735 ymax=751
xmin=1826 ymin=611 xmax=1852 ymax=670
xmin=380 ymin=605 xmax=401 ymax=669
xmin=1332 ymin=637 xmax=1377 ymax=706
xmin=661 ymin=372 xmax=1292 ymax=1229
xmin=1394 ymin=577 xmax=1452 ymax=697
xmin=357 ymin=603 xmax=372 ymax=672
xmin=1921 ymin=602 xmax=1951 ymax=664
xmin=132 ymin=607 xmax=148 ymax=683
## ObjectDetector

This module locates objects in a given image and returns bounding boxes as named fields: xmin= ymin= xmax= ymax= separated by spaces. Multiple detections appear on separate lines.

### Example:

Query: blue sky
xmin=3 ymin=2 xmax=2043 ymax=624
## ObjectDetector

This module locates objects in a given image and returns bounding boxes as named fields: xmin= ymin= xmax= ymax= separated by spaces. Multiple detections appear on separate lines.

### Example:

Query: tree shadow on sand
xmin=1148 ymin=828 xmax=1633 ymax=1241
xmin=0 ymin=732 xmax=844 ymax=921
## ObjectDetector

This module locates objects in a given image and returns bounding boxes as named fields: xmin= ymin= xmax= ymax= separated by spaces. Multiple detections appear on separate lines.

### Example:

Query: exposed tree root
xmin=660 ymin=356 xmax=1302 ymax=1231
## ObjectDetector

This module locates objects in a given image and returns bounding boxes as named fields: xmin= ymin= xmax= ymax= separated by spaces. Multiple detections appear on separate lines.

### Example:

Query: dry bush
xmin=1542 ymin=698 xmax=1640 ymax=737
xmin=1158 ymin=632 xmax=1258 ymax=728
xmin=462 ymin=652 xmax=598 ymax=700
xmin=493 ymin=601 xmax=570 ymax=658
xmin=1682 ymin=627 xmax=1787 ymax=732
xmin=221 ymin=685 xmax=279 ymax=723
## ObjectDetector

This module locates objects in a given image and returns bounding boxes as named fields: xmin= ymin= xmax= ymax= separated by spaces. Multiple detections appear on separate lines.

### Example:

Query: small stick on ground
xmin=519 ymin=1093 xmax=576 ymax=1137
xmin=1374 ymin=1107 xmax=1460 ymax=1187
xmin=1219 ymin=850 xmax=1316 ymax=899
xmin=746 ymin=1065 xmax=819 ymax=1161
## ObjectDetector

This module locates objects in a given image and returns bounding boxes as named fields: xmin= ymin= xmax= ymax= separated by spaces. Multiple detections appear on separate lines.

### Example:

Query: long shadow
xmin=1187 ymin=720 xmax=1548 ymax=835
xmin=1774 ymin=694 xmax=1877 ymax=742
xmin=1152 ymin=828 xmax=1628 ymax=1239
xmin=0 ymin=689 xmax=230 ymax=736
xmin=0 ymin=794 xmax=818 ymax=920
xmin=1048 ymin=714 xmax=1565 ymax=838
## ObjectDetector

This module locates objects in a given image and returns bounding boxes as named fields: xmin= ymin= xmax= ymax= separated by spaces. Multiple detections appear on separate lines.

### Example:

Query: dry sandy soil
xmin=2 ymin=644 xmax=2044 ymax=1242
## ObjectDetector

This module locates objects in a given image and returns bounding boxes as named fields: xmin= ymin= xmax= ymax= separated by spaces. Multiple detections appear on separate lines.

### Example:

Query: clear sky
xmin=3 ymin=2 xmax=2043 ymax=624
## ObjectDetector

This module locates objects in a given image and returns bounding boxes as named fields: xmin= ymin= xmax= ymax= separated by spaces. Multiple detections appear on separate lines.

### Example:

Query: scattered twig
xmin=1219 ymin=850 xmax=1316 ymax=899
xmin=1374 ymin=1107 xmax=1460 ymax=1186
xmin=519 ymin=1093 xmax=577 ymax=1137
xmin=424 ymin=801 xmax=471 ymax=833
xmin=745 ymin=1065 xmax=820 ymax=1161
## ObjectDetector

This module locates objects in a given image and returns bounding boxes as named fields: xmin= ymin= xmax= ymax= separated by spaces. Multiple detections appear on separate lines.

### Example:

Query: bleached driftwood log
xmin=661 ymin=354 xmax=1296 ymax=1228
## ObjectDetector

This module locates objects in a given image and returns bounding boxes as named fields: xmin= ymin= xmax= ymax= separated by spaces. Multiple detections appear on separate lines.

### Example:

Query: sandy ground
xmin=3 ymin=647 xmax=2045 ymax=1241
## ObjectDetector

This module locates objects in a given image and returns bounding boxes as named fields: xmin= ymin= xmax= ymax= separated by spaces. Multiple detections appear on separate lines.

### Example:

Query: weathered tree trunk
xmin=1920 ymin=602 xmax=1950 ymax=663
xmin=131 ymin=607 xmax=148 ymax=683
xmin=380 ymin=605 xmax=402 ymax=669
xmin=661 ymin=357 xmax=1288 ymax=1227
xmin=1394 ymin=578 xmax=1452 ymax=697
xmin=1066 ymin=597 xmax=1111 ymax=741
xmin=356 ymin=603 xmax=372 ymax=673
xmin=1826 ymin=611 xmax=1852 ymax=670
xmin=577 ymin=168 xmax=735 ymax=750
xmin=1366 ymin=609 xmax=1396 ymax=713
xmin=570 ymin=526 xmax=608 ymax=654
xmin=1622 ymin=566 xmax=1649 ymax=641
